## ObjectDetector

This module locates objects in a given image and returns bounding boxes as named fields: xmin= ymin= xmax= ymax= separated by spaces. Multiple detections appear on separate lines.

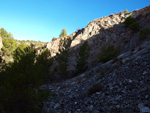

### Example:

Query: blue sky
xmin=0 ymin=0 xmax=149 ymax=42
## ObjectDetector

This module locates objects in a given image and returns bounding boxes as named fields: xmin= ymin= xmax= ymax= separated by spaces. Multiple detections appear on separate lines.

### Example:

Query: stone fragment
xmin=54 ymin=103 xmax=60 ymax=109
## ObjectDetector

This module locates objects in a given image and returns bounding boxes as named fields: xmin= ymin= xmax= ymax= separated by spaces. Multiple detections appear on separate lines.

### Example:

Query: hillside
xmin=0 ymin=5 xmax=150 ymax=113
xmin=43 ymin=5 xmax=150 ymax=112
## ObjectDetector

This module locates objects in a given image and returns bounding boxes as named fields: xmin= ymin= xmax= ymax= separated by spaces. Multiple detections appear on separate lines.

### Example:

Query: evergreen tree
xmin=0 ymin=46 xmax=52 ymax=113
xmin=2 ymin=37 xmax=17 ymax=56
xmin=0 ymin=28 xmax=17 ymax=62
xmin=13 ymin=43 xmax=28 ymax=62
xmin=56 ymin=38 xmax=71 ymax=78
xmin=76 ymin=41 xmax=90 ymax=74
xmin=124 ymin=9 xmax=129 ymax=14
xmin=0 ymin=28 xmax=9 ymax=39
xmin=59 ymin=28 xmax=67 ymax=37
xmin=98 ymin=44 xmax=120 ymax=63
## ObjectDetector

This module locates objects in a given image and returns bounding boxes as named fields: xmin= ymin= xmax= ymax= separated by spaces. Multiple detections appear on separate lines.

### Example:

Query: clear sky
xmin=0 ymin=0 xmax=149 ymax=42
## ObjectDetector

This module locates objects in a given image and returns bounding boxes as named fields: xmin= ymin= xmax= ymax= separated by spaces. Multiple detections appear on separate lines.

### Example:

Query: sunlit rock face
xmin=46 ymin=38 xmax=61 ymax=57
xmin=46 ymin=35 xmax=74 ymax=57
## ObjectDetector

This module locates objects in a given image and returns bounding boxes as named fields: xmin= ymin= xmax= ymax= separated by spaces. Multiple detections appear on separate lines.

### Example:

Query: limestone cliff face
xmin=46 ymin=12 xmax=128 ymax=57
xmin=70 ymin=13 xmax=127 ymax=48
xmin=46 ymin=5 xmax=150 ymax=71
xmin=46 ymin=35 xmax=74 ymax=57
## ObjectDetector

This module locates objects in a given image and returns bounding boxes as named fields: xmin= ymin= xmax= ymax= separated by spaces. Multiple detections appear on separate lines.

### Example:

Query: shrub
xmin=139 ymin=28 xmax=150 ymax=39
xmin=124 ymin=16 xmax=139 ymax=31
xmin=124 ymin=16 xmax=134 ymax=27
xmin=98 ymin=44 xmax=120 ymax=63
xmin=129 ymin=22 xmax=139 ymax=31
xmin=88 ymin=83 xmax=103 ymax=96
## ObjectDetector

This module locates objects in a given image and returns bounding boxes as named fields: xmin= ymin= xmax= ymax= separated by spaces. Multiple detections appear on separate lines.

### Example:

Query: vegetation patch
xmin=98 ymin=44 xmax=120 ymax=63
xmin=59 ymin=28 xmax=67 ymax=37
xmin=129 ymin=22 xmax=139 ymax=31
xmin=76 ymin=41 xmax=90 ymax=74
xmin=124 ymin=16 xmax=139 ymax=31
xmin=124 ymin=9 xmax=129 ymax=14
xmin=0 ymin=46 xmax=53 ymax=113
xmin=18 ymin=40 xmax=46 ymax=46
xmin=139 ymin=28 xmax=150 ymax=39
xmin=55 ymin=38 xmax=72 ymax=79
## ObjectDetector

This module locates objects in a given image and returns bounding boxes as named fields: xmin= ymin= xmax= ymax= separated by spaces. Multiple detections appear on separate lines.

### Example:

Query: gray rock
xmin=116 ymin=105 xmax=120 ymax=109
xmin=143 ymin=71 xmax=147 ymax=75
xmin=140 ymin=107 xmax=150 ymax=113
xmin=89 ymin=105 xmax=94 ymax=110
xmin=74 ymin=102 xmax=78 ymax=104
xmin=54 ymin=103 xmax=60 ymax=109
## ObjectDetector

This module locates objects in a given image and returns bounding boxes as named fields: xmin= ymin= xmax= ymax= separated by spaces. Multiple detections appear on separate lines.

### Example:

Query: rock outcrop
xmin=46 ymin=5 xmax=150 ymax=72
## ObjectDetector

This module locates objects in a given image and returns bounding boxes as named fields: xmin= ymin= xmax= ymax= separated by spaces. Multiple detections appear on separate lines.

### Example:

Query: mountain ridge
xmin=46 ymin=5 xmax=150 ymax=74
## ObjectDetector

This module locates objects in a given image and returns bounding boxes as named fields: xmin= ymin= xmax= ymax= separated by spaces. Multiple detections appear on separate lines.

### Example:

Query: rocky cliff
xmin=43 ymin=5 xmax=150 ymax=113
xmin=47 ymin=5 xmax=150 ymax=72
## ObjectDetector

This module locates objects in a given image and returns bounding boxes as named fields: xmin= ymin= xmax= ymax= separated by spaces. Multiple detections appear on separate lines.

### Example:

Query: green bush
xmin=124 ymin=16 xmax=139 ymax=31
xmin=98 ymin=44 xmax=120 ymax=63
xmin=0 ymin=28 xmax=18 ymax=63
xmin=124 ymin=16 xmax=134 ymax=27
xmin=13 ymin=43 xmax=28 ymax=63
xmin=1 ymin=28 xmax=17 ymax=56
xmin=88 ymin=83 xmax=103 ymax=96
xmin=139 ymin=28 xmax=150 ymax=39
xmin=129 ymin=22 xmax=139 ymax=31
xmin=18 ymin=40 xmax=46 ymax=46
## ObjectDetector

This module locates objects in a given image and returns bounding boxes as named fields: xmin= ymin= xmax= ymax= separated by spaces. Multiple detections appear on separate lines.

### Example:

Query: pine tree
xmin=0 ymin=28 xmax=17 ymax=62
xmin=124 ymin=9 xmax=129 ymax=14
xmin=76 ymin=41 xmax=90 ymax=74
xmin=56 ymin=38 xmax=71 ymax=78
xmin=59 ymin=28 xmax=67 ymax=37
xmin=0 ymin=46 xmax=51 ymax=113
